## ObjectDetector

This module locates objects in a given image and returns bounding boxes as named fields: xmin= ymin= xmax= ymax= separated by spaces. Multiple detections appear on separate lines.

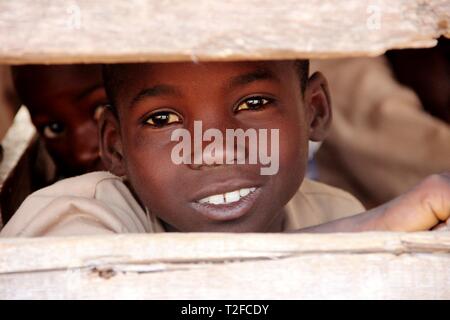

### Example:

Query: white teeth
xmin=239 ymin=188 xmax=250 ymax=197
xmin=198 ymin=187 xmax=257 ymax=205
xmin=225 ymin=191 xmax=240 ymax=203
xmin=209 ymin=194 xmax=225 ymax=205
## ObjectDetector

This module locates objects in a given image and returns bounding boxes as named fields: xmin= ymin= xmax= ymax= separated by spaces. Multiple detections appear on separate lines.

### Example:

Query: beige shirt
xmin=0 ymin=171 xmax=364 ymax=237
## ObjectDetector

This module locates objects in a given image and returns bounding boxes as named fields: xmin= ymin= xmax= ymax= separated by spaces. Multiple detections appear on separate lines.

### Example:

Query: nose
xmin=186 ymin=116 xmax=248 ymax=170
xmin=69 ymin=121 xmax=101 ymax=170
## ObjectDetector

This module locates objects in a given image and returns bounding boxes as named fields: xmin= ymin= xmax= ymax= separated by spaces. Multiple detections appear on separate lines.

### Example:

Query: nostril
xmin=189 ymin=146 xmax=243 ymax=170
xmin=188 ymin=161 xmax=227 ymax=170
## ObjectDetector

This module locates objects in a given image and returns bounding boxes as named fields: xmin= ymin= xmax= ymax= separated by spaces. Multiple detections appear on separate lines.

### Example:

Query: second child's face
xmin=14 ymin=65 xmax=108 ymax=177
xmin=104 ymin=61 xmax=329 ymax=232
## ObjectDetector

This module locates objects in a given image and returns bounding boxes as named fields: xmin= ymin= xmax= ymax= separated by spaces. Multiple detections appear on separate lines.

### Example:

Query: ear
xmin=303 ymin=71 xmax=332 ymax=141
xmin=98 ymin=107 xmax=126 ymax=176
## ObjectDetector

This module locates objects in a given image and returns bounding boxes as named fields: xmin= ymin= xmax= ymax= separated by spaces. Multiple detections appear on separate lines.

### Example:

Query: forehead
xmin=120 ymin=60 xmax=294 ymax=77
xmin=14 ymin=65 xmax=102 ymax=107
xmin=112 ymin=60 xmax=297 ymax=105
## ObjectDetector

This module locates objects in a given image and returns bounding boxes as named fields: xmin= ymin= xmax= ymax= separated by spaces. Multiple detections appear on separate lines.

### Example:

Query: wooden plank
xmin=0 ymin=107 xmax=55 ymax=227
xmin=0 ymin=0 xmax=449 ymax=64
xmin=0 ymin=107 xmax=37 ymax=228
xmin=0 ymin=232 xmax=449 ymax=299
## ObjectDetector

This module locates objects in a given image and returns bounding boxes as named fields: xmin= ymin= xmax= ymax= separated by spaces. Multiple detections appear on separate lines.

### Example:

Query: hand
xmin=297 ymin=173 xmax=450 ymax=233
xmin=369 ymin=173 xmax=450 ymax=232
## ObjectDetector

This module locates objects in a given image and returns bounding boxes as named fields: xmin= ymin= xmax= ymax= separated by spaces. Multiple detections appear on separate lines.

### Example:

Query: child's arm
xmin=297 ymin=173 xmax=450 ymax=233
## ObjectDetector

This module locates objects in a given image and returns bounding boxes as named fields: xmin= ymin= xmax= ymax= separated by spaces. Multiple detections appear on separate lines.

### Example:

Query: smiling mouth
xmin=197 ymin=187 xmax=257 ymax=205
xmin=190 ymin=186 xmax=262 ymax=222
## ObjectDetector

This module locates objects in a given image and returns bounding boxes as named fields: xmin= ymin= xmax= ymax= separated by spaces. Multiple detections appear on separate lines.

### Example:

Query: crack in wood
xmin=1 ymin=248 xmax=449 ymax=277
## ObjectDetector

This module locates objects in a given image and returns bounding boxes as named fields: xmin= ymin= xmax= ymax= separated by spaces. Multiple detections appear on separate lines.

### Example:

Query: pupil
xmin=154 ymin=113 xmax=169 ymax=125
xmin=248 ymin=99 xmax=260 ymax=108
xmin=50 ymin=123 xmax=63 ymax=133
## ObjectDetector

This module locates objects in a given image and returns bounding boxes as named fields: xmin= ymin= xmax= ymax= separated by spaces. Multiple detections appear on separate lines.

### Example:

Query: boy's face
xmin=14 ymin=65 xmax=108 ymax=177
xmin=102 ymin=61 xmax=331 ymax=232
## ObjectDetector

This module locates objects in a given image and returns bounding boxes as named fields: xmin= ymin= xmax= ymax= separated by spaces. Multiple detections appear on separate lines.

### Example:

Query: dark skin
xmin=100 ymin=61 xmax=331 ymax=232
xmin=100 ymin=60 xmax=450 ymax=233
xmin=13 ymin=65 xmax=108 ymax=177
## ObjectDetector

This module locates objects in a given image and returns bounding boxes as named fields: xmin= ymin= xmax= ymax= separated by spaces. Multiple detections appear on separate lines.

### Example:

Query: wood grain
xmin=0 ymin=232 xmax=449 ymax=299
xmin=0 ymin=0 xmax=449 ymax=64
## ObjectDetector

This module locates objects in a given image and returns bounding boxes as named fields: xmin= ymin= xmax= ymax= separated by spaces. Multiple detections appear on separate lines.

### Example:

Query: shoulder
xmin=284 ymin=179 xmax=365 ymax=230
xmin=0 ymin=171 xmax=157 ymax=237
xmin=29 ymin=171 xmax=122 ymax=198
xmin=299 ymin=178 xmax=364 ymax=206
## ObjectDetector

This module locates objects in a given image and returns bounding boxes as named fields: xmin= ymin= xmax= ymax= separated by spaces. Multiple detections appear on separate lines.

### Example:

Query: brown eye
xmin=42 ymin=122 xmax=65 ymax=139
xmin=145 ymin=111 xmax=182 ymax=127
xmin=235 ymin=97 xmax=271 ymax=112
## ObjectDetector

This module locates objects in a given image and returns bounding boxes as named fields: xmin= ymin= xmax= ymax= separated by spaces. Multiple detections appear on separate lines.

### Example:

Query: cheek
xmin=275 ymin=115 xmax=309 ymax=199
xmin=45 ymin=140 xmax=71 ymax=161
xmin=280 ymin=119 xmax=307 ymax=169
xmin=122 ymin=129 xmax=184 ymax=207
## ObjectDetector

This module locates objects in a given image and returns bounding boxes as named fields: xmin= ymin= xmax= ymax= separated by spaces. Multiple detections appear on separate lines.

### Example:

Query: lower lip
xmin=190 ymin=187 xmax=263 ymax=222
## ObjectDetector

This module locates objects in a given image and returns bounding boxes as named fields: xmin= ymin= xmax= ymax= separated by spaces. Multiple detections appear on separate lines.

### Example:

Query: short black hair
xmin=103 ymin=60 xmax=309 ymax=113
xmin=102 ymin=64 xmax=132 ymax=114
xmin=295 ymin=60 xmax=309 ymax=92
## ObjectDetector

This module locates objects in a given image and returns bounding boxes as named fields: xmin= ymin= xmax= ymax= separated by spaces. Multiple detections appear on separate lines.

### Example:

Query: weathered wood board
xmin=0 ymin=232 xmax=449 ymax=299
xmin=0 ymin=107 xmax=37 ymax=228
xmin=0 ymin=0 xmax=449 ymax=64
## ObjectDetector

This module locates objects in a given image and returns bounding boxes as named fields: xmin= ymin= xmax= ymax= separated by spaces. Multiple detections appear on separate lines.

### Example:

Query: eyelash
xmin=39 ymin=104 xmax=106 ymax=139
xmin=141 ymin=95 xmax=276 ymax=128
xmin=41 ymin=122 xmax=65 ymax=139
xmin=142 ymin=110 xmax=183 ymax=128
xmin=234 ymin=95 xmax=275 ymax=113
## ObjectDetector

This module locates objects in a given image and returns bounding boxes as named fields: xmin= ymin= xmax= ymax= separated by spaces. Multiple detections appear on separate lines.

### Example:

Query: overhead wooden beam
xmin=0 ymin=232 xmax=449 ymax=299
xmin=0 ymin=0 xmax=449 ymax=64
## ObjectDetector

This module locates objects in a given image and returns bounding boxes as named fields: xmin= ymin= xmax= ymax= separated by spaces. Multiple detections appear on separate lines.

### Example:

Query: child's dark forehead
xmin=14 ymin=65 xmax=103 ymax=104
xmin=14 ymin=65 xmax=101 ymax=85
xmin=119 ymin=60 xmax=294 ymax=79
xmin=109 ymin=60 xmax=298 ymax=107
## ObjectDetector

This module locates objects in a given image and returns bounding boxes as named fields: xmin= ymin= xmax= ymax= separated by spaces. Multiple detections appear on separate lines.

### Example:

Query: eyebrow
xmin=75 ymin=83 xmax=104 ymax=102
xmin=129 ymin=84 xmax=181 ymax=108
xmin=228 ymin=68 xmax=280 ymax=89
xmin=128 ymin=68 xmax=279 ymax=108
